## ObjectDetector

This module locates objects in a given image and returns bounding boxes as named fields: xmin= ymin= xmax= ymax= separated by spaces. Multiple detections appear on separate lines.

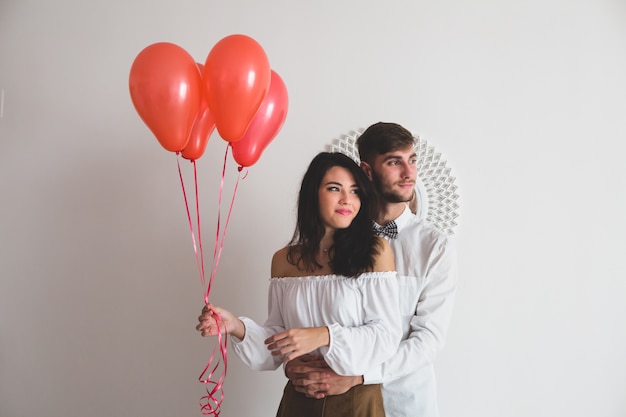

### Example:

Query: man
xmin=285 ymin=122 xmax=458 ymax=417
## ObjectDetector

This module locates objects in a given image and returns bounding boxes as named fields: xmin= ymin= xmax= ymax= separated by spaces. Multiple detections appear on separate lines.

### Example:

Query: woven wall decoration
xmin=329 ymin=129 xmax=460 ymax=235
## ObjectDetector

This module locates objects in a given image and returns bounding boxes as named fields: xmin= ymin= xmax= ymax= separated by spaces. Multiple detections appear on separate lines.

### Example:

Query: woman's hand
xmin=195 ymin=303 xmax=245 ymax=339
xmin=264 ymin=327 xmax=330 ymax=362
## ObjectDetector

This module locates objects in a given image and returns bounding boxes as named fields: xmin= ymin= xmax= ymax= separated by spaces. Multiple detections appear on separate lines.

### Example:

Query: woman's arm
xmin=323 ymin=271 xmax=401 ymax=376
xmin=264 ymin=326 xmax=330 ymax=362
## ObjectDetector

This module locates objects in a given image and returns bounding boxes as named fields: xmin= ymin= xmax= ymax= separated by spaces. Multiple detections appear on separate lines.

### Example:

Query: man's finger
xmin=293 ymin=382 xmax=330 ymax=397
xmin=303 ymin=359 xmax=329 ymax=369
xmin=288 ymin=361 xmax=329 ymax=374
xmin=298 ymin=354 xmax=322 ymax=362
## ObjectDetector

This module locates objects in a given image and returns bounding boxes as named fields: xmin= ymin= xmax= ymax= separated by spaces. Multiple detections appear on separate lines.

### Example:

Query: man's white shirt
xmin=365 ymin=204 xmax=458 ymax=417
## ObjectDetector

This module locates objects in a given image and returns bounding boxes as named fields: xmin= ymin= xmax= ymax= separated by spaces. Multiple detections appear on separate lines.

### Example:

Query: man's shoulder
xmin=400 ymin=217 xmax=452 ymax=245
xmin=394 ymin=219 xmax=457 ymax=277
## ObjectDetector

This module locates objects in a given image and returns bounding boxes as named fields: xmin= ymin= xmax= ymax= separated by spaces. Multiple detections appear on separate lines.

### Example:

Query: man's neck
xmin=377 ymin=201 xmax=406 ymax=225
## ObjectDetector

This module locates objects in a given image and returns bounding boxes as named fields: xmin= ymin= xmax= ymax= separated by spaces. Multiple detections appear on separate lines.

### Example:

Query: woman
xmin=196 ymin=152 xmax=401 ymax=417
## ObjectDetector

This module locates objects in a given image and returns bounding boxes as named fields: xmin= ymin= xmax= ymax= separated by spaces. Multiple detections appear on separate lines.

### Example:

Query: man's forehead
xmin=379 ymin=147 xmax=416 ymax=160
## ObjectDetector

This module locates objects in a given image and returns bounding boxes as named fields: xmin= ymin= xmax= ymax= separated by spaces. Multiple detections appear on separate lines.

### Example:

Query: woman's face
xmin=318 ymin=166 xmax=361 ymax=232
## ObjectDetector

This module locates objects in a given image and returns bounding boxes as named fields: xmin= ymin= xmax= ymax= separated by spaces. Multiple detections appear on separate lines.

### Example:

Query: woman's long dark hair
xmin=287 ymin=152 xmax=381 ymax=277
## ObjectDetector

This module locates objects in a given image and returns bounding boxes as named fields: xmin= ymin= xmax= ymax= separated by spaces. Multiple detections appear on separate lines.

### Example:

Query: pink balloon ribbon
xmin=198 ymin=145 xmax=244 ymax=415
xmin=176 ymin=145 xmax=245 ymax=415
xmin=177 ymin=155 xmax=206 ymax=286
xmin=204 ymin=144 xmax=242 ymax=304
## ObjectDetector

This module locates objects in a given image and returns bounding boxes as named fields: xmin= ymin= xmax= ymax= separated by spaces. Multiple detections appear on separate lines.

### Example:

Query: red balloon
xmin=129 ymin=42 xmax=202 ymax=152
xmin=182 ymin=64 xmax=216 ymax=161
xmin=203 ymin=34 xmax=271 ymax=143
xmin=231 ymin=70 xmax=288 ymax=168
xmin=182 ymin=95 xmax=215 ymax=160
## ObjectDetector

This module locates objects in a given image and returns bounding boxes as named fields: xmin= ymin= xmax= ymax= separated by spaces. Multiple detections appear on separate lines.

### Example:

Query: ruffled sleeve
xmin=320 ymin=271 xmax=402 ymax=376
xmin=231 ymin=280 xmax=286 ymax=371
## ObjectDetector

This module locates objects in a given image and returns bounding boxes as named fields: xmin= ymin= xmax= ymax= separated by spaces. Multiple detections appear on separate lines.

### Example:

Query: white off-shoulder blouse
xmin=231 ymin=271 xmax=402 ymax=376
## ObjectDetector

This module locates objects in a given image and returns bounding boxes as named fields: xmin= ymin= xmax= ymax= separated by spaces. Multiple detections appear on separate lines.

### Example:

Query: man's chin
xmin=384 ymin=194 xmax=413 ymax=204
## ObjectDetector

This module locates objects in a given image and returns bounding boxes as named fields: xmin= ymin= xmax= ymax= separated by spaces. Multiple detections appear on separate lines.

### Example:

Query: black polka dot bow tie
xmin=373 ymin=221 xmax=398 ymax=239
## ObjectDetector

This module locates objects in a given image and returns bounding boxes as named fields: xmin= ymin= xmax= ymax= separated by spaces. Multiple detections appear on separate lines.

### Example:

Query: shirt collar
xmin=374 ymin=203 xmax=415 ymax=233
xmin=392 ymin=203 xmax=414 ymax=233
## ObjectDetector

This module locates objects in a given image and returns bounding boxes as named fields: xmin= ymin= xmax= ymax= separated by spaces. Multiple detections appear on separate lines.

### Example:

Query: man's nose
xmin=401 ymin=161 xmax=416 ymax=177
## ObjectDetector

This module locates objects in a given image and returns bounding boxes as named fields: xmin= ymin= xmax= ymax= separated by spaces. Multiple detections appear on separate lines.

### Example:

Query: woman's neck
xmin=319 ymin=230 xmax=334 ymax=253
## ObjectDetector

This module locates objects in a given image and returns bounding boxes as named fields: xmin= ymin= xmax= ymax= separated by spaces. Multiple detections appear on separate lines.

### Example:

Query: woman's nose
xmin=339 ymin=191 xmax=351 ymax=204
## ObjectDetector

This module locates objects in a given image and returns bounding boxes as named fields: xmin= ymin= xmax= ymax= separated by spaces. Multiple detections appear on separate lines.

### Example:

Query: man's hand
xmin=285 ymin=355 xmax=363 ymax=399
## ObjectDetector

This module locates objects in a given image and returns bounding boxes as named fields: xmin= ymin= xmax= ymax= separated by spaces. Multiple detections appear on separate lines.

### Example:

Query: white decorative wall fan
xmin=329 ymin=129 xmax=460 ymax=235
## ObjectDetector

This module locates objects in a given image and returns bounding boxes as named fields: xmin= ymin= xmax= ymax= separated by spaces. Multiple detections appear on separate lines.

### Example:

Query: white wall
xmin=1 ymin=1 xmax=625 ymax=416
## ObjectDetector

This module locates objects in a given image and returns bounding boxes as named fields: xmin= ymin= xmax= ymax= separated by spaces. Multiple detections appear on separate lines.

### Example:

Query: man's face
xmin=363 ymin=146 xmax=417 ymax=203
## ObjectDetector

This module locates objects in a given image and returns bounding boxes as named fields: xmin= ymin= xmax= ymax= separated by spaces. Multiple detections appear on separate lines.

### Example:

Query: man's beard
xmin=371 ymin=172 xmax=413 ymax=203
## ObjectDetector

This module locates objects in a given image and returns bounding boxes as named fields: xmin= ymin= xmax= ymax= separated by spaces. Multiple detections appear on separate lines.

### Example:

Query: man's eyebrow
xmin=382 ymin=155 xmax=402 ymax=162
xmin=382 ymin=153 xmax=417 ymax=162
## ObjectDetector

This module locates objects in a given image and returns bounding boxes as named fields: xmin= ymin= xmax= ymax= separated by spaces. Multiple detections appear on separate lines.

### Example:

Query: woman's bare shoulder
xmin=271 ymin=246 xmax=298 ymax=277
xmin=372 ymin=237 xmax=395 ymax=272
xmin=272 ymin=246 xmax=290 ymax=260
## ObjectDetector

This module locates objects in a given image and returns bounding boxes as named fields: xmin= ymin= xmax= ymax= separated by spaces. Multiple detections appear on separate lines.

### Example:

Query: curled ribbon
xmin=198 ymin=314 xmax=228 ymax=415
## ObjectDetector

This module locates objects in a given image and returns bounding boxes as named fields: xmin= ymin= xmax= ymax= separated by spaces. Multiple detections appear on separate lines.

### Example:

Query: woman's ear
xmin=360 ymin=161 xmax=373 ymax=180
